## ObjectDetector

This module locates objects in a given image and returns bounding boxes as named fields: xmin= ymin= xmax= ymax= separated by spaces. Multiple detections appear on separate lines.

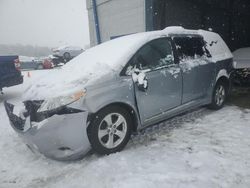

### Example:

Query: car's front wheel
xmin=209 ymin=80 xmax=228 ymax=110
xmin=88 ymin=106 xmax=132 ymax=155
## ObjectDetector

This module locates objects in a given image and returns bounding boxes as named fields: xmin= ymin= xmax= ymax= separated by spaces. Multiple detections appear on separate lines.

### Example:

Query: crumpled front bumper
xmin=4 ymin=101 xmax=91 ymax=161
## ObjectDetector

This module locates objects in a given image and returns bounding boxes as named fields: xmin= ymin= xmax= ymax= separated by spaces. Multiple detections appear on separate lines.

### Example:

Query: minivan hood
xmin=23 ymin=62 xmax=117 ymax=101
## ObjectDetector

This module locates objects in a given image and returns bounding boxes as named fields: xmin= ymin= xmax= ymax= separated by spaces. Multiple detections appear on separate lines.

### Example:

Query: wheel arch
xmin=87 ymin=102 xmax=139 ymax=133
xmin=209 ymin=75 xmax=230 ymax=110
xmin=216 ymin=76 xmax=230 ymax=91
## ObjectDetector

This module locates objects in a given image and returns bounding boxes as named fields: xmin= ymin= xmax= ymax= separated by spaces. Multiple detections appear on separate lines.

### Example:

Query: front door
xmin=125 ymin=38 xmax=182 ymax=125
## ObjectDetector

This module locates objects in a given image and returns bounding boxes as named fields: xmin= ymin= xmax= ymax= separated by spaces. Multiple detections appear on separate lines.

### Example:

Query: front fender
xmin=84 ymin=77 xmax=142 ymax=129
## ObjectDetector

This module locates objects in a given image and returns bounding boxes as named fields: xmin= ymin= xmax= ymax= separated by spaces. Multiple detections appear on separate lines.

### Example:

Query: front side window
xmin=128 ymin=38 xmax=174 ymax=72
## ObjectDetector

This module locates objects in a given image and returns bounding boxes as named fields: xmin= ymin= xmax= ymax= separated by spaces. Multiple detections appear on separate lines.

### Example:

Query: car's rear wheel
xmin=88 ymin=106 xmax=132 ymax=155
xmin=63 ymin=52 xmax=71 ymax=60
xmin=209 ymin=80 xmax=228 ymax=110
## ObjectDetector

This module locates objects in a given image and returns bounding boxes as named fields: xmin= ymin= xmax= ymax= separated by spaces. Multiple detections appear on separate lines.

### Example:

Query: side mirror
xmin=132 ymin=71 xmax=148 ymax=92
xmin=136 ymin=75 xmax=148 ymax=92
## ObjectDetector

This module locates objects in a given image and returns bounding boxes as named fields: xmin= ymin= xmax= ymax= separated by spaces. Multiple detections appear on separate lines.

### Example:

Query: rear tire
xmin=209 ymin=80 xmax=228 ymax=110
xmin=88 ymin=106 xmax=132 ymax=155
xmin=63 ymin=52 xmax=71 ymax=61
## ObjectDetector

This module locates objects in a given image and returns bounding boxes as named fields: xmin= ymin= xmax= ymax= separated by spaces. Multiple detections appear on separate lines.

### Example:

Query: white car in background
xmin=52 ymin=45 xmax=84 ymax=60
xmin=233 ymin=48 xmax=250 ymax=86
xmin=233 ymin=48 xmax=250 ymax=69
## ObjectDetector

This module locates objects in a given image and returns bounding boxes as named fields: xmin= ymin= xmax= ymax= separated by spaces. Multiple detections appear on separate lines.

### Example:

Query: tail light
xmin=14 ymin=58 xmax=21 ymax=71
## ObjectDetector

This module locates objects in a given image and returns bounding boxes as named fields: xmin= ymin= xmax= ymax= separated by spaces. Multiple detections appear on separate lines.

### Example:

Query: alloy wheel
xmin=215 ymin=85 xmax=225 ymax=106
xmin=98 ymin=113 xmax=127 ymax=149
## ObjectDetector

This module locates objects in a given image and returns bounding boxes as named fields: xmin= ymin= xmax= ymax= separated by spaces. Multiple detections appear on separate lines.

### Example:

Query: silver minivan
xmin=5 ymin=27 xmax=233 ymax=160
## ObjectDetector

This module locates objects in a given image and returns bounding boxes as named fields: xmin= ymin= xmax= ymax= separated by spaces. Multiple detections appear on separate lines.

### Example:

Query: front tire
xmin=88 ymin=106 xmax=132 ymax=155
xmin=209 ymin=80 xmax=228 ymax=110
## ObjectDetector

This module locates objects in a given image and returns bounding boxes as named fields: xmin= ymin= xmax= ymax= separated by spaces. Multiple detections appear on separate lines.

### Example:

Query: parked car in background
xmin=20 ymin=60 xmax=43 ymax=70
xmin=20 ymin=56 xmax=53 ymax=70
xmin=52 ymin=45 xmax=84 ymax=62
xmin=42 ymin=58 xmax=53 ymax=69
xmin=50 ymin=56 xmax=66 ymax=67
xmin=0 ymin=55 xmax=23 ymax=93
xmin=4 ymin=27 xmax=233 ymax=160
xmin=232 ymin=48 xmax=250 ymax=87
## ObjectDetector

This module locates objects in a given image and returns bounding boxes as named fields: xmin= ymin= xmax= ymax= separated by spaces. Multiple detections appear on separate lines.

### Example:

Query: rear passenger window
xmin=174 ymin=37 xmax=205 ymax=60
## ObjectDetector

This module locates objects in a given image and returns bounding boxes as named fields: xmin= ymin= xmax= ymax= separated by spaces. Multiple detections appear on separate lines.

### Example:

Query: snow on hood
xmin=23 ymin=29 xmax=173 ymax=100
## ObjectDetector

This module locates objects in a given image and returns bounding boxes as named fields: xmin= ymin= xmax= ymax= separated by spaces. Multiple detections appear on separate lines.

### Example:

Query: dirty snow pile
xmin=1 ymin=70 xmax=250 ymax=188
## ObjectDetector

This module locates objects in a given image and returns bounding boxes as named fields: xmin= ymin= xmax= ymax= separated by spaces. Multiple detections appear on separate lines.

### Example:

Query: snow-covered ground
xmin=1 ymin=70 xmax=250 ymax=188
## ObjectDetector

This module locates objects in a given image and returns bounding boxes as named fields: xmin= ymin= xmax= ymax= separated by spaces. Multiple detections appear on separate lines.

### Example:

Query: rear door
xmin=125 ymin=38 xmax=182 ymax=124
xmin=173 ymin=36 xmax=215 ymax=104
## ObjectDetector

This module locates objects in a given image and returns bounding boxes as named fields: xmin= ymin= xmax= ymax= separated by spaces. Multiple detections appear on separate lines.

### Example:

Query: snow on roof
xmin=23 ymin=27 xmax=232 ymax=100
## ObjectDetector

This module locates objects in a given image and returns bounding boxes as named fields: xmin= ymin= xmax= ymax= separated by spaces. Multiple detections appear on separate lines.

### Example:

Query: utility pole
xmin=228 ymin=0 xmax=234 ymax=50
xmin=92 ymin=0 xmax=101 ymax=44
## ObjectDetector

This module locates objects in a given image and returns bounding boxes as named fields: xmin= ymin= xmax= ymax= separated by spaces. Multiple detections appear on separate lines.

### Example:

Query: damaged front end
xmin=4 ymin=99 xmax=91 ymax=161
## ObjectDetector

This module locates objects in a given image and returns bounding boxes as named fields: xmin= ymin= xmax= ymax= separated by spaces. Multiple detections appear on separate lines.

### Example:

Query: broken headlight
xmin=37 ymin=90 xmax=86 ymax=112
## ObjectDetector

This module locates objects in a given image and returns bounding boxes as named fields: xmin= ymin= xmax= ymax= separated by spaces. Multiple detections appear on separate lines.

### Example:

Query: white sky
xmin=0 ymin=0 xmax=90 ymax=48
